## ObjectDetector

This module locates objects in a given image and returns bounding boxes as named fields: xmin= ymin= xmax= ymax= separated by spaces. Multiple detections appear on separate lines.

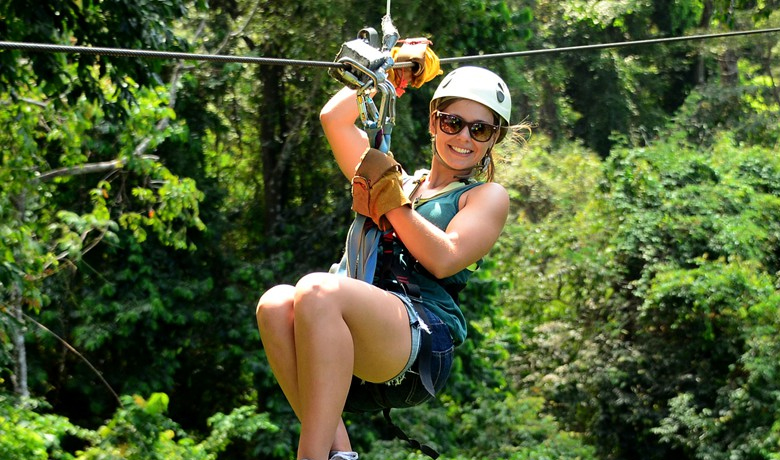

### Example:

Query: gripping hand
xmin=352 ymin=148 xmax=411 ymax=230
xmin=387 ymin=38 xmax=442 ymax=97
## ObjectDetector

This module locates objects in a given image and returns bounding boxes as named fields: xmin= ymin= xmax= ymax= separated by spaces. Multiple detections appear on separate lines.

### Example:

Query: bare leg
xmin=294 ymin=282 xmax=355 ymax=459
xmin=291 ymin=273 xmax=412 ymax=460
xmin=256 ymin=285 xmax=353 ymax=455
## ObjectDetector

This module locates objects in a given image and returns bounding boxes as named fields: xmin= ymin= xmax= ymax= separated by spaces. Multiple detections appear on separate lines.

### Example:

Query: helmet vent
xmin=496 ymin=83 xmax=506 ymax=103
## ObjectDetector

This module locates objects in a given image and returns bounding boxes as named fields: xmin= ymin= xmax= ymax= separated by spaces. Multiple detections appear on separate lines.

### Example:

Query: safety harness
xmin=373 ymin=175 xmax=465 ymax=399
xmin=328 ymin=16 xmax=448 ymax=459
xmin=329 ymin=15 xmax=440 ymax=395
xmin=376 ymin=173 xmax=473 ymax=394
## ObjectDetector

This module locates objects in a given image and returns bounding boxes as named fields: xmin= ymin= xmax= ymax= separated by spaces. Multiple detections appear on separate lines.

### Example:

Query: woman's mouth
xmin=450 ymin=145 xmax=472 ymax=156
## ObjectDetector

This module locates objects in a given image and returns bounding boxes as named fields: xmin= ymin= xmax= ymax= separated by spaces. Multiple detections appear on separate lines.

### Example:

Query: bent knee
xmin=292 ymin=272 xmax=343 ymax=317
xmin=293 ymin=272 xmax=340 ymax=302
xmin=256 ymin=284 xmax=295 ymax=321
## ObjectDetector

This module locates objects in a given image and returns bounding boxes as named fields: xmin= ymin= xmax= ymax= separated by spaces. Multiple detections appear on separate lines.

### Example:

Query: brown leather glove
xmin=352 ymin=148 xmax=411 ymax=230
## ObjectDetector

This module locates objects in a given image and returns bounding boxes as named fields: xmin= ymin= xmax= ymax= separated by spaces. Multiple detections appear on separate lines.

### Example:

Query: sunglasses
xmin=435 ymin=111 xmax=499 ymax=143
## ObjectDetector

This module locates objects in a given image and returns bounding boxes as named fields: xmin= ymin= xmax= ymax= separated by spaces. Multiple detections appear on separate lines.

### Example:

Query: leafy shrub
xmin=0 ymin=393 xmax=277 ymax=460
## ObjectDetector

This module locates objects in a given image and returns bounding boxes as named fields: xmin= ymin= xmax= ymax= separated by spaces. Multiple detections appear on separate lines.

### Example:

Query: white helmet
xmin=430 ymin=66 xmax=512 ymax=127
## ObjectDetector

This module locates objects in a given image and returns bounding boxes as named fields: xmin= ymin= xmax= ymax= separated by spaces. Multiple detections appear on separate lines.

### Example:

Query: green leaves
xmin=2 ymin=1 xmax=780 ymax=459
xmin=0 ymin=55 xmax=205 ymax=311
xmin=201 ymin=405 xmax=279 ymax=453
xmin=605 ymin=135 xmax=780 ymax=274
xmin=488 ymin=106 xmax=780 ymax=458
xmin=0 ymin=392 xmax=278 ymax=460
xmin=0 ymin=397 xmax=92 ymax=460
xmin=79 ymin=394 xmax=278 ymax=460
xmin=0 ymin=0 xmax=190 ymax=117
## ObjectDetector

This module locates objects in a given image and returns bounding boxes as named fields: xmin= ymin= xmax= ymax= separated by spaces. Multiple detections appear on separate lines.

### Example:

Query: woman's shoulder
xmin=460 ymin=181 xmax=509 ymax=210
xmin=467 ymin=181 xmax=508 ymax=198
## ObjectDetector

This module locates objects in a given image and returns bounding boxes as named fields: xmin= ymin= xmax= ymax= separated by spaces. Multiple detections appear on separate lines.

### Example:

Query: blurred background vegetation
xmin=2 ymin=0 xmax=780 ymax=458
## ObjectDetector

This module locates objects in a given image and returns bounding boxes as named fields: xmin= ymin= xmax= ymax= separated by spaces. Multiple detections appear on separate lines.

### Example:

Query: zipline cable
xmin=1 ymin=27 xmax=780 ymax=68
xmin=0 ymin=41 xmax=344 ymax=68
xmin=440 ymin=27 xmax=780 ymax=64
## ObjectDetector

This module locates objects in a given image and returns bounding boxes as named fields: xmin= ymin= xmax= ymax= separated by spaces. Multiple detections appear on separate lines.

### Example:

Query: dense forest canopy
xmin=1 ymin=0 xmax=780 ymax=459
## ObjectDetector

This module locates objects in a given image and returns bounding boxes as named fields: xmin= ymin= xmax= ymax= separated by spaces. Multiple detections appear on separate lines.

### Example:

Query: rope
xmin=2 ymin=27 xmax=779 ymax=69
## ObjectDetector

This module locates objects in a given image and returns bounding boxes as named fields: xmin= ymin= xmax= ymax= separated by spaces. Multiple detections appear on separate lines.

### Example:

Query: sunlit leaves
xmin=120 ymin=172 xmax=205 ymax=250
xmin=0 ymin=0 xmax=191 ymax=117
xmin=489 ymin=109 xmax=780 ymax=457
xmin=0 ymin=392 xmax=279 ymax=460
xmin=0 ymin=396 xmax=93 ymax=460
xmin=1 ymin=56 xmax=205 ymax=312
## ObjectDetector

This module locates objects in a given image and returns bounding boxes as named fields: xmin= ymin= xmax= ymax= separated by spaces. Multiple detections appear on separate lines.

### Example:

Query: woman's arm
xmin=385 ymin=182 xmax=509 ymax=279
xmin=320 ymin=87 xmax=371 ymax=180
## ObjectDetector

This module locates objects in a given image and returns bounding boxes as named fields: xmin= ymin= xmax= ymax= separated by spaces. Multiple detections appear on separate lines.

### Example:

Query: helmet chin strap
xmin=431 ymin=135 xmax=492 ymax=180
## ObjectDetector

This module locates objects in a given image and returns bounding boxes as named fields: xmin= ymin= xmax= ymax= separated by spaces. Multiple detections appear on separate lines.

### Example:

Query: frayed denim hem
xmin=381 ymin=291 xmax=426 ymax=385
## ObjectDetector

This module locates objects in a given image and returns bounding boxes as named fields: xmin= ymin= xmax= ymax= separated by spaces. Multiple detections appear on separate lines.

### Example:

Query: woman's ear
xmin=428 ymin=112 xmax=437 ymax=136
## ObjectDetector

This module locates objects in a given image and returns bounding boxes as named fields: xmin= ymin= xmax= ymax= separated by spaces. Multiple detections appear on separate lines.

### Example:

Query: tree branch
xmin=35 ymin=15 xmax=202 ymax=184
xmin=20 ymin=310 xmax=121 ymax=406
xmin=211 ymin=0 xmax=262 ymax=55
xmin=36 ymin=159 xmax=124 ymax=182
xmin=2 ymin=91 xmax=48 ymax=108
xmin=36 ymin=67 xmax=179 ymax=183
xmin=36 ymin=155 xmax=159 ymax=183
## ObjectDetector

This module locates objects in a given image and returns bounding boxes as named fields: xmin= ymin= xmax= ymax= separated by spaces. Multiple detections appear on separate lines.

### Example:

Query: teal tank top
xmin=404 ymin=181 xmax=483 ymax=346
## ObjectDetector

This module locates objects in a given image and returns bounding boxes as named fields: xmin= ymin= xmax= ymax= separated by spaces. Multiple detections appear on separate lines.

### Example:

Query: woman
xmin=256 ymin=66 xmax=521 ymax=460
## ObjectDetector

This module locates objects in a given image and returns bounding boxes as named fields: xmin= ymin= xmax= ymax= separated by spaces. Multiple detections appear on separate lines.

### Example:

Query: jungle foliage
xmin=1 ymin=0 xmax=780 ymax=459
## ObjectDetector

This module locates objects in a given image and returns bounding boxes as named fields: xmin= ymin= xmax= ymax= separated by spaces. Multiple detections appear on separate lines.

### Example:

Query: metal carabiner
xmin=329 ymin=15 xmax=400 ymax=152
xmin=335 ymin=53 xmax=396 ymax=151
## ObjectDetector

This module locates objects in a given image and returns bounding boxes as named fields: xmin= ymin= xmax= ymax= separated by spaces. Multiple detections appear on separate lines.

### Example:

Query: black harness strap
xmin=379 ymin=231 xmax=440 ymax=459
xmin=380 ymin=232 xmax=435 ymax=396
xmin=383 ymin=408 xmax=440 ymax=459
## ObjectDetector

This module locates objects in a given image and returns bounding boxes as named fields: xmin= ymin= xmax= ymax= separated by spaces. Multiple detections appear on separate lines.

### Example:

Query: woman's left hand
xmin=351 ymin=148 xmax=410 ymax=230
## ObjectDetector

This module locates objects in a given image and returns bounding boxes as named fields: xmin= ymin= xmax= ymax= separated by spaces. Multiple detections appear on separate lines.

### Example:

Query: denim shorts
xmin=343 ymin=294 xmax=455 ymax=413
xmin=386 ymin=290 xmax=424 ymax=384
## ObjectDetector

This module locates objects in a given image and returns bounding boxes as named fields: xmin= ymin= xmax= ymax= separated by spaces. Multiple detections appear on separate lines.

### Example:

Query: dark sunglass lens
xmin=439 ymin=112 xmax=496 ymax=142
xmin=469 ymin=123 xmax=493 ymax=142
xmin=440 ymin=114 xmax=463 ymax=134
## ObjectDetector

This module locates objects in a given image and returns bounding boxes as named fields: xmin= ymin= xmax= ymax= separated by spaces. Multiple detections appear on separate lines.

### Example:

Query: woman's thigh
xmin=294 ymin=273 xmax=413 ymax=383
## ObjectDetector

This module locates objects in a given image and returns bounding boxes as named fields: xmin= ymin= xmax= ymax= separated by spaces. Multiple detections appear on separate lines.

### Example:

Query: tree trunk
xmin=11 ymin=288 xmax=29 ymax=399
xmin=258 ymin=60 xmax=288 ymax=233
xmin=8 ymin=190 xmax=30 ymax=399
xmin=697 ymin=0 xmax=714 ymax=84
xmin=765 ymin=47 xmax=780 ymax=107
xmin=719 ymin=48 xmax=739 ymax=86
xmin=539 ymin=78 xmax=561 ymax=141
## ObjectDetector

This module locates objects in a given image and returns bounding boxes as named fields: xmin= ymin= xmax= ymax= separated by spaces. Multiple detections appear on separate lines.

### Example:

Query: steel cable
xmin=1 ymin=27 xmax=779 ymax=68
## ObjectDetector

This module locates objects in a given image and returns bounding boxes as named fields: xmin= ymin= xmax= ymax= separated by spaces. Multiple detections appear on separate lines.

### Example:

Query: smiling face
xmin=429 ymin=98 xmax=498 ymax=175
